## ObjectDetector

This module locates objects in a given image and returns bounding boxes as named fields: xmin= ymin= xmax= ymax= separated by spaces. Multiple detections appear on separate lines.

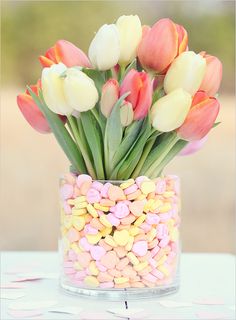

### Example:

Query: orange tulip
xmin=137 ymin=18 xmax=188 ymax=74
xmin=17 ymin=81 xmax=51 ymax=133
xmin=177 ymin=91 xmax=220 ymax=141
xmin=120 ymin=69 xmax=152 ymax=120
xmin=39 ymin=40 xmax=91 ymax=68
xmin=199 ymin=52 xmax=223 ymax=96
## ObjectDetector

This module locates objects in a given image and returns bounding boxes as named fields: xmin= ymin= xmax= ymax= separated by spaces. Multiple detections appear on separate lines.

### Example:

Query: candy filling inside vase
xmin=59 ymin=173 xmax=181 ymax=300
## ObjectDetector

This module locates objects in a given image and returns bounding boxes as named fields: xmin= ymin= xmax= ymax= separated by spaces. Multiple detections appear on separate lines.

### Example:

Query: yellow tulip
xmin=42 ymin=63 xmax=72 ymax=115
xmin=151 ymin=88 xmax=192 ymax=132
xmin=164 ymin=51 xmax=206 ymax=96
xmin=116 ymin=15 xmax=142 ymax=66
xmin=64 ymin=68 xmax=99 ymax=112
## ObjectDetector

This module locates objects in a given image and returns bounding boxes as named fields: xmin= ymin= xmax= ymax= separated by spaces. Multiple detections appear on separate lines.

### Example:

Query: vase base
xmin=60 ymin=278 xmax=179 ymax=301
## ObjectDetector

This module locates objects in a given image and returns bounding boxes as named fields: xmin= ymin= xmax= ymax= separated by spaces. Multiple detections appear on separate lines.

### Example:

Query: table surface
xmin=0 ymin=252 xmax=235 ymax=320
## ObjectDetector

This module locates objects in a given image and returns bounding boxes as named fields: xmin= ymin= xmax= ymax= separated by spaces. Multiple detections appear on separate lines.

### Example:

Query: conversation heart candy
xmin=113 ymin=202 xmax=130 ymax=218
xmin=132 ymin=240 xmax=148 ymax=257
xmin=90 ymin=245 xmax=106 ymax=260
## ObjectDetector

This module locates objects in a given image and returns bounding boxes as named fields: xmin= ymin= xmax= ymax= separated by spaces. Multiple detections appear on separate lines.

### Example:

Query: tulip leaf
xmin=140 ymin=132 xmax=179 ymax=177
xmin=213 ymin=121 xmax=221 ymax=128
xmin=153 ymin=139 xmax=188 ymax=178
xmin=28 ymin=87 xmax=86 ymax=174
xmin=112 ymin=120 xmax=143 ymax=168
xmin=80 ymin=111 xmax=105 ymax=180
xmin=152 ymin=87 xmax=165 ymax=104
xmin=104 ymin=92 xmax=129 ymax=178
xmin=82 ymin=68 xmax=105 ymax=93
xmin=124 ymin=59 xmax=137 ymax=77
xmin=113 ymin=115 xmax=151 ymax=180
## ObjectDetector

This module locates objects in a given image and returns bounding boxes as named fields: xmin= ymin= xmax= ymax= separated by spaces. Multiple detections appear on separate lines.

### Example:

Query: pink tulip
xmin=17 ymin=81 xmax=51 ymax=133
xmin=120 ymin=69 xmax=152 ymax=120
xmin=100 ymin=79 xmax=119 ymax=118
xmin=178 ymin=135 xmax=208 ymax=156
xmin=137 ymin=18 xmax=188 ymax=74
xmin=177 ymin=91 xmax=220 ymax=141
xmin=39 ymin=40 xmax=91 ymax=68
xmin=199 ymin=51 xmax=223 ymax=96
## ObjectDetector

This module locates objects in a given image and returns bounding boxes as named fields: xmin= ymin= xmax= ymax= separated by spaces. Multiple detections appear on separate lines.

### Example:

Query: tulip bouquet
xmin=17 ymin=16 xmax=222 ymax=180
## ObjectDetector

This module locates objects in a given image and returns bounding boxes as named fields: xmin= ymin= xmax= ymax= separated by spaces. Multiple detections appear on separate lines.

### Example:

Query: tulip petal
xmin=39 ymin=55 xmax=54 ymax=67
xmin=151 ymin=88 xmax=192 ymax=132
xmin=17 ymin=93 xmax=51 ymax=133
xmin=177 ymin=97 xmax=220 ymax=140
xmin=199 ymin=52 xmax=223 ymax=96
xmin=55 ymin=40 xmax=91 ymax=68
xmin=164 ymin=51 xmax=206 ymax=96
xmin=138 ymin=18 xmax=178 ymax=73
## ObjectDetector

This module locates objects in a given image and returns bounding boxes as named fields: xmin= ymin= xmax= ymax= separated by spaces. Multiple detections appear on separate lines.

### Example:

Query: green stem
xmin=150 ymin=140 xmax=188 ymax=179
xmin=144 ymin=133 xmax=180 ymax=178
xmin=67 ymin=115 xmax=96 ymax=179
xmin=118 ymin=64 xmax=126 ymax=83
xmin=131 ymin=131 xmax=160 ymax=178
xmin=91 ymin=108 xmax=104 ymax=133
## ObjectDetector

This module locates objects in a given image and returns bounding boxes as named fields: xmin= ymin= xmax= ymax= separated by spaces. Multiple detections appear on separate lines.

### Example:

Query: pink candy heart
xmin=113 ymin=202 xmax=130 ymax=218
xmin=90 ymin=245 xmax=106 ymax=260
xmin=132 ymin=241 xmax=148 ymax=257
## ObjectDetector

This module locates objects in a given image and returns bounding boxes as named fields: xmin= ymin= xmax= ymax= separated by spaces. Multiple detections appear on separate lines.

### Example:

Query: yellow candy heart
xmin=113 ymin=230 xmax=129 ymax=246
xmin=72 ymin=216 xmax=85 ymax=231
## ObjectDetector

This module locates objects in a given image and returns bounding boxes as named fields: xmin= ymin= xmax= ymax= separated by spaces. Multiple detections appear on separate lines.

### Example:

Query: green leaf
xmin=82 ymin=68 xmax=105 ymax=93
xmin=80 ymin=111 xmax=105 ymax=180
xmin=115 ymin=115 xmax=152 ymax=180
xmin=213 ymin=121 xmax=221 ymax=128
xmin=28 ymin=87 xmax=86 ymax=174
xmin=124 ymin=59 xmax=137 ymax=77
xmin=153 ymin=140 xmax=188 ymax=178
xmin=141 ymin=132 xmax=179 ymax=177
xmin=112 ymin=120 xmax=143 ymax=168
xmin=104 ymin=92 xmax=130 ymax=177
xmin=152 ymin=87 xmax=165 ymax=104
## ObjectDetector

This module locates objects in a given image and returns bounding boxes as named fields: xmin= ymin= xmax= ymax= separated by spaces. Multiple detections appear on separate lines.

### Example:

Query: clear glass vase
xmin=59 ymin=173 xmax=180 ymax=300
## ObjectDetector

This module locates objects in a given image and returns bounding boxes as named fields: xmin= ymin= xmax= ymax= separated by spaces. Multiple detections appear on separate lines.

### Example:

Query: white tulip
xmin=88 ymin=24 xmax=120 ymax=71
xmin=41 ymin=63 xmax=73 ymax=115
xmin=164 ymin=51 xmax=206 ymax=96
xmin=64 ymin=68 xmax=99 ymax=112
xmin=151 ymin=88 xmax=192 ymax=132
xmin=116 ymin=15 xmax=142 ymax=66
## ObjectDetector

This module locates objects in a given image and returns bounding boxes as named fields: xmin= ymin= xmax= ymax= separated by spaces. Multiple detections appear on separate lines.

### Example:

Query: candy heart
xmin=129 ymin=200 xmax=146 ymax=216
xmin=113 ymin=202 xmax=130 ymax=218
xmin=132 ymin=240 xmax=148 ymax=257
xmin=113 ymin=230 xmax=130 ymax=246
xmin=90 ymin=245 xmax=106 ymax=260
xmin=108 ymin=186 xmax=126 ymax=201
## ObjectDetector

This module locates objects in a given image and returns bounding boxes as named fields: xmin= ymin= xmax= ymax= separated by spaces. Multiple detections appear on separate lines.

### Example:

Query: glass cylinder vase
xmin=59 ymin=173 xmax=180 ymax=300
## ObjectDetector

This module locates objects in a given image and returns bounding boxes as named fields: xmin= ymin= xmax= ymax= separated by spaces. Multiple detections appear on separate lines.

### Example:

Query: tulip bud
xmin=100 ymin=79 xmax=119 ymax=118
xmin=88 ymin=24 xmax=120 ymax=71
xmin=64 ymin=68 xmax=99 ymax=112
xmin=137 ymin=19 xmax=188 ymax=74
xmin=116 ymin=15 xmax=142 ymax=66
xmin=120 ymin=69 xmax=152 ymax=120
xmin=178 ymin=135 xmax=208 ymax=156
xmin=120 ymin=101 xmax=134 ymax=127
xmin=199 ymin=52 xmax=223 ymax=96
xmin=17 ymin=80 xmax=51 ymax=133
xmin=151 ymin=88 xmax=192 ymax=132
xmin=39 ymin=39 xmax=91 ymax=68
xmin=177 ymin=91 xmax=220 ymax=141
xmin=164 ymin=51 xmax=206 ymax=96
xmin=42 ymin=63 xmax=72 ymax=115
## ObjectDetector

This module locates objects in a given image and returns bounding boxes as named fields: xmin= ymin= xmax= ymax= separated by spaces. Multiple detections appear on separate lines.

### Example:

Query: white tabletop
xmin=1 ymin=252 xmax=235 ymax=320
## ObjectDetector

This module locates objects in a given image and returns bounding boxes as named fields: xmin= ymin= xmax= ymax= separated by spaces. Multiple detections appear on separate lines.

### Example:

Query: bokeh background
xmin=1 ymin=0 xmax=235 ymax=252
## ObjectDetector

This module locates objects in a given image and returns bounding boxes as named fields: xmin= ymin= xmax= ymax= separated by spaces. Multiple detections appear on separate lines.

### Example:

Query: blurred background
xmin=1 ymin=1 xmax=235 ymax=252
